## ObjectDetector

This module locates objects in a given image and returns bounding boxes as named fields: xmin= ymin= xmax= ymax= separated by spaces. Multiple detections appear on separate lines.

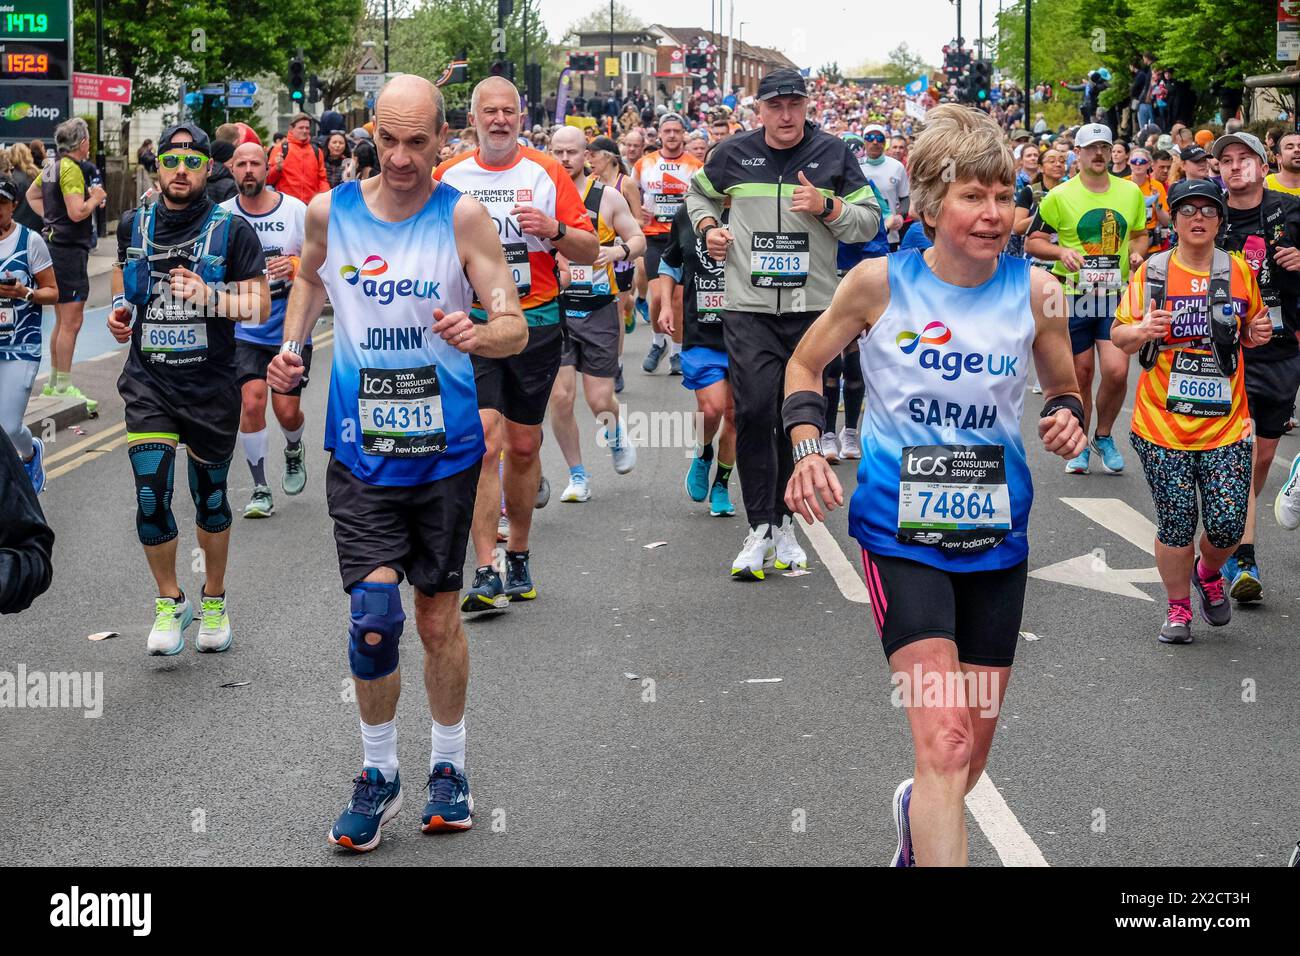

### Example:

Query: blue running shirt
xmin=848 ymin=250 xmax=1036 ymax=571
xmin=322 ymin=180 xmax=483 ymax=486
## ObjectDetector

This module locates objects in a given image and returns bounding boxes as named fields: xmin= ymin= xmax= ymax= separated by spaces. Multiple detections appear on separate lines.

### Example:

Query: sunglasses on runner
xmin=1174 ymin=203 xmax=1221 ymax=219
xmin=864 ymin=133 xmax=886 ymax=143
xmin=159 ymin=152 xmax=208 ymax=171
xmin=1130 ymin=158 xmax=1150 ymax=166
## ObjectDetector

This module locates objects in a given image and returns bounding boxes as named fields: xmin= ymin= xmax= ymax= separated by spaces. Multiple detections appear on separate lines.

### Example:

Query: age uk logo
xmin=340 ymin=255 xmax=389 ymax=284
xmin=896 ymin=321 xmax=952 ymax=354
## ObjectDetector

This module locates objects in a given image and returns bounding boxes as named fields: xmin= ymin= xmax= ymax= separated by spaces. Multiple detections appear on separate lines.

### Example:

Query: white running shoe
xmin=773 ymin=515 xmax=808 ymax=570
xmin=837 ymin=427 xmax=862 ymax=460
xmin=608 ymin=427 xmax=637 ymax=474
xmin=1275 ymin=453 xmax=1300 ymax=531
xmin=196 ymin=593 xmax=233 ymax=653
xmin=561 ymin=473 xmax=592 ymax=502
xmin=821 ymin=432 xmax=840 ymax=464
xmin=730 ymin=524 xmax=774 ymax=581
xmin=147 ymin=594 xmax=193 ymax=656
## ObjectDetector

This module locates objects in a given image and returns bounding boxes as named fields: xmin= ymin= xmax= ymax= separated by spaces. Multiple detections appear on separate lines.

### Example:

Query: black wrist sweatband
xmin=782 ymin=390 xmax=828 ymax=438
xmin=1041 ymin=394 xmax=1085 ymax=430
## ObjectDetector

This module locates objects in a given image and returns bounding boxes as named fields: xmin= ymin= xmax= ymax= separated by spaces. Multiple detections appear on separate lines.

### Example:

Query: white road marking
xmin=1060 ymin=497 xmax=1157 ymax=554
xmin=794 ymin=515 xmax=870 ymax=604
xmin=965 ymin=773 xmax=1050 ymax=867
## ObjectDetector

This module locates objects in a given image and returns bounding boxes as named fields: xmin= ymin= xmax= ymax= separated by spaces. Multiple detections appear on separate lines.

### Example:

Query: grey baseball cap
xmin=1211 ymin=131 xmax=1267 ymax=163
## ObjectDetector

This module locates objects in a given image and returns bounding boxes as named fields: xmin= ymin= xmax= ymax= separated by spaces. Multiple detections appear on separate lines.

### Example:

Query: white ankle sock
xmin=431 ymin=717 xmax=466 ymax=773
xmin=652 ymin=332 xmax=667 ymax=347
xmin=669 ymin=340 xmax=682 ymax=356
xmin=282 ymin=423 xmax=305 ymax=447
xmin=360 ymin=717 xmax=399 ymax=781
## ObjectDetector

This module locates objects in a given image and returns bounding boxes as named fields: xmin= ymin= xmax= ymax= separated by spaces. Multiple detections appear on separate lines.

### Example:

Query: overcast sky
xmin=539 ymin=0 xmax=1002 ymax=73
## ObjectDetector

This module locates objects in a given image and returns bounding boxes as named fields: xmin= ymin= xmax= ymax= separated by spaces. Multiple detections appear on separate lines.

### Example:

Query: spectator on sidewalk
xmin=8 ymin=144 xmax=43 ymax=231
xmin=267 ymin=113 xmax=328 ymax=204
xmin=0 ymin=177 xmax=58 ymax=494
xmin=24 ymin=117 xmax=106 ymax=415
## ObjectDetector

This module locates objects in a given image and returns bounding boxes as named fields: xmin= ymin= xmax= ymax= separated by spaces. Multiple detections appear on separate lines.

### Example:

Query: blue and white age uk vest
xmin=322 ymin=180 xmax=482 ymax=486
xmin=849 ymin=250 xmax=1036 ymax=572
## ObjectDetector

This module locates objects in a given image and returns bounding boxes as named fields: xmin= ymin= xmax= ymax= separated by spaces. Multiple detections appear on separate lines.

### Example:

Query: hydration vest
xmin=122 ymin=202 xmax=232 ymax=306
xmin=1138 ymin=247 xmax=1238 ymax=376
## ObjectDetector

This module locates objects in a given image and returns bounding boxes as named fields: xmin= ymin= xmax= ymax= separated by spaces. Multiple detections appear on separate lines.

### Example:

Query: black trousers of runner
xmin=721 ymin=309 xmax=821 ymax=530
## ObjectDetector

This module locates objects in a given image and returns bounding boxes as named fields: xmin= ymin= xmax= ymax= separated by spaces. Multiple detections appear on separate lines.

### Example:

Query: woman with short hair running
xmin=783 ymin=104 xmax=1086 ymax=866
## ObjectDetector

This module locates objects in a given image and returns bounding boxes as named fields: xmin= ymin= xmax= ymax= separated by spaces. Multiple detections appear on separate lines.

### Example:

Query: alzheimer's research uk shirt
xmin=434 ymin=146 xmax=594 ymax=326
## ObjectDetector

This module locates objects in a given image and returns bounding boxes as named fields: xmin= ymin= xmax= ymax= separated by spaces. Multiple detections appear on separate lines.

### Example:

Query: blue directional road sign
xmin=227 ymin=81 xmax=257 ymax=97
xmin=201 ymin=83 xmax=225 ymax=96
xmin=227 ymin=95 xmax=255 ymax=108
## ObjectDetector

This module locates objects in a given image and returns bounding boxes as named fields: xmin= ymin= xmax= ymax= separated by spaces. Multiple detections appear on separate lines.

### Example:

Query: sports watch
xmin=550 ymin=221 xmax=567 ymax=242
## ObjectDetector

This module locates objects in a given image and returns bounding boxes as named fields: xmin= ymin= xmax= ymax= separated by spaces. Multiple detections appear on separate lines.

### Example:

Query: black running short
xmin=119 ymin=370 xmax=240 ymax=463
xmin=48 ymin=242 xmax=90 ymax=303
xmin=235 ymin=341 xmax=313 ymax=397
xmin=1243 ymin=356 xmax=1300 ymax=440
xmin=861 ymin=549 xmax=1028 ymax=668
xmin=326 ymin=456 xmax=480 ymax=595
xmin=471 ymin=323 xmax=563 ymax=426
xmin=644 ymin=234 xmax=671 ymax=279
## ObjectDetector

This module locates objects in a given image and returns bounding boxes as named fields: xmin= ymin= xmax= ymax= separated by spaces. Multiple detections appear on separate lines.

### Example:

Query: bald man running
xmin=221 ymin=142 xmax=311 ymax=517
xmin=267 ymin=74 xmax=527 ymax=852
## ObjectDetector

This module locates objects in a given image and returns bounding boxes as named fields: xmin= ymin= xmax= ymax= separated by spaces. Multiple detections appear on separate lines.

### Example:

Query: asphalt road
xmin=4 ymin=316 xmax=1300 ymax=867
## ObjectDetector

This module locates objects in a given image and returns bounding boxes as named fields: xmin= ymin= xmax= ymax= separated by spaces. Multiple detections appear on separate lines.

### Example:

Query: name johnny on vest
xmin=49 ymin=887 xmax=151 ymax=936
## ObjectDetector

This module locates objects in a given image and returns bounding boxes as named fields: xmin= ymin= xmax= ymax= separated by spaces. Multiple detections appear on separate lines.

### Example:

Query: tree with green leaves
xmin=73 ymin=1 xmax=363 ymax=149
xmin=562 ymin=1 xmax=646 ymax=41
xmin=819 ymin=62 xmax=843 ymax=84
xmin=391 ymin=0 xmax=555 ymax=111
xmin=881 ymin=43 xmax=935 ymax=85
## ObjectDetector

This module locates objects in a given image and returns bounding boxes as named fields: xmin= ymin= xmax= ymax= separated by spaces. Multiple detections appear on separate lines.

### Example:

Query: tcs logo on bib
xmin=896 ymin=320 xmax=1018 ymax=382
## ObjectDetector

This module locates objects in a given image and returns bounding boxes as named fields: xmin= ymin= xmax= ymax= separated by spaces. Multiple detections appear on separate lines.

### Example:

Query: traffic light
xmin=685 ymin=52 xmax=708 ymax=71
xmin=969 ymin=59 xmax=992 ymax=104
xmin=288 ymin=55 xmax=306 ymax=105
xmin=490 ymin=60 xmax=516 ymax=82
xmin=308 ymin=74 xmax=321 ymax=104
xmin=526 ymin=62 xmax=542 ymax=105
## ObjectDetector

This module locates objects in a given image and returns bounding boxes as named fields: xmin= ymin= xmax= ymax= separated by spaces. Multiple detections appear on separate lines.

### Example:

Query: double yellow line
xmin=44 ymin=328 xmax=334 ymax=482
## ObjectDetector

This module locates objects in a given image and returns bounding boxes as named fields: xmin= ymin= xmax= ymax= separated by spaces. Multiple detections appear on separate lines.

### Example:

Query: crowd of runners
xmin=4 ymin=65 xmax=1300 ymax=866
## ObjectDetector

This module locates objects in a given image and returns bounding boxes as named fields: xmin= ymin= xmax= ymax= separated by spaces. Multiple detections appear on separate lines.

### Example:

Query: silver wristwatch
xmin=280 ymin=339 xmax=303 ymax=357
xmin=792 ymin=437 xmax=823 ymax=465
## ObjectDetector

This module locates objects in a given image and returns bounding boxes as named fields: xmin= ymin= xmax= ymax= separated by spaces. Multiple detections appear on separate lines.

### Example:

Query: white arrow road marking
xmin=1029 ymin=498 xmax=1162 ymax=600
xmin=1060 ymin=497 xmax=1157 ymax=554
xmin=1029 ymin=552 xmax=1164 ymax=601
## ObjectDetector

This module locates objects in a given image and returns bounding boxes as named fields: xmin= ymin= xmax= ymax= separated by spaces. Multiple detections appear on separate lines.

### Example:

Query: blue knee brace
xmin=129 ymin=442 xmax=178 ymax=545
xmin=348 ymin=581 xmax=404 ymax=680
xmin=188 ymin=455 xmax=233 ymax=534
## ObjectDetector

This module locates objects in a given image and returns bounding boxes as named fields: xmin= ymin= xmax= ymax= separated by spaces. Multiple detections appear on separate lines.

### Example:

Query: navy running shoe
xmin=891 ymin=778 xmax=915 ymax=867
xmin=329 ymin=767 xmax=403 ymax=852
xmin=505 ymin=550 xmax=536 ymax=600
xmin=422 ymin=761 xmax=473 ymax=832
xmin=462 ymin=566 xmax=508 ymax=613
xmin=643 ymin=342 xmax=666 ymax=372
